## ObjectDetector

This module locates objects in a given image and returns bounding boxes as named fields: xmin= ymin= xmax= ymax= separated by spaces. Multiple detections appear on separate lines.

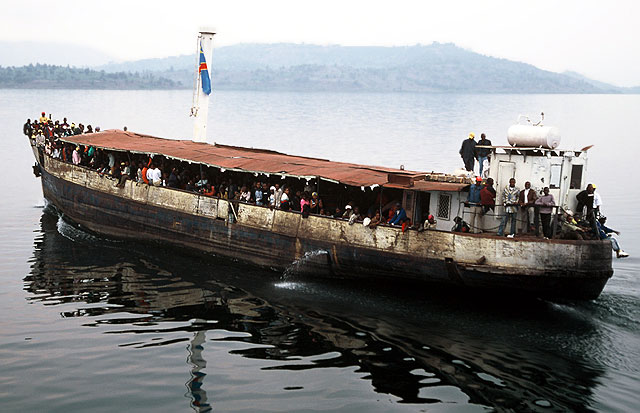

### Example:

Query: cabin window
xmin=549 ymin=164 xmax=562 ymax=189
xmin=570 ymin=165 xmax=583 ymax=189
xmin=437 ymin=193 xmax=451 ymax=220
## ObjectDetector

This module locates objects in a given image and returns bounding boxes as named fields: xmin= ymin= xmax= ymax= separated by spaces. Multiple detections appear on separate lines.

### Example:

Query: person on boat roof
xmin=475 ymin=133 xmax=492 ymax=177
xmin=459 ymin=132 xmax=477 ymax=172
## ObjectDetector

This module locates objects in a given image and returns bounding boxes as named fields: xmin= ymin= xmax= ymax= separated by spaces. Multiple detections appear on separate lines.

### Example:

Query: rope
xmin=190 ymin=35 xmax=201 ymax=117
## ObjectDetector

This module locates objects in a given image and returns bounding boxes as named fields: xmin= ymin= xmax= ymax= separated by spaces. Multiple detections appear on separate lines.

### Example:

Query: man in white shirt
xmin=146 ymin=163 xmax=162 ymax=186
xmin=593 ymin=184 xmax=602 ymax=217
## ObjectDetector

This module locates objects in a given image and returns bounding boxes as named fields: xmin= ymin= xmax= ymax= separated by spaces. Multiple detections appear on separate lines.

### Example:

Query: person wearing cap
xmin=423 ymin=214 xmax=437 ymax=230
xmin=39 ymin=112 xmax=49 ymax=124
xmin=595 ymin=217 xmax=628 ymax=258
xmin=592 ymin=184 xmax=603 ymax=218
xmin=310 ymin=191 xmax=323 ymax=214
xmin=475 ymin=133 xmax=492 ymax=177
xmin=558 ymin=210 xmax=586 ymax=240
xmin=467 ymin=176 xmax=483 ymax=233
xmin=518 ymin=181 xmax=538 ymax=234
xmin=459 ymin=133 xmax=477 ymax=172
xmin=269 ymin=186 xmax=277 ymax=208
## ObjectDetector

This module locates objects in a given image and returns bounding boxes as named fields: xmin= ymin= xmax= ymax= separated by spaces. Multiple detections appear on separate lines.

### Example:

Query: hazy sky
xmin=2 ymin=0 xmax=639 ymax=86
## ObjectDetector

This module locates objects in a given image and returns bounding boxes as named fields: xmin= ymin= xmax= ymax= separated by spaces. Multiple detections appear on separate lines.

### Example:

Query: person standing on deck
xmin=518 ymin=181 xmax=538 ymax=233
xmin=475 ymin=133 xmax=492 ymax=177
xmin=23 ymin=119 xmax=32 ymax=137
xmin=592 ymin=184 xmax=603 ymax=217
xmin=498 ymin=178 xmax=519 ymax=237
xmin=576 ymin=183 xmax=595 ymax=220
xmin=535 ymin=187 xmax=555 ymax=239
xmin=459 ymin=133 xmax=477 ymax=172
xmin=467 ymin=177 xmax=483 ymax=233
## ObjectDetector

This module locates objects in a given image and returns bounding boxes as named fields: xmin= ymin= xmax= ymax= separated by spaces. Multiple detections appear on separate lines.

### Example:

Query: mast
xmin=191 ymin=30 xmax=216 ymax=143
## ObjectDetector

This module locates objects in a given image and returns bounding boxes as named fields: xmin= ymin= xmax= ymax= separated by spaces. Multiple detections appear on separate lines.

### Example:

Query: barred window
xmin=437 ymin=193 xmax=451 ymax=220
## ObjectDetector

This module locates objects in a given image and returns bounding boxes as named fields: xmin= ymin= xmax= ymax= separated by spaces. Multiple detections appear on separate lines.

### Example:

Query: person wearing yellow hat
xmin=592 ymin=183 xmax=603 ymax=217
xmin=459 ymin=132 xmax=477 ymax=172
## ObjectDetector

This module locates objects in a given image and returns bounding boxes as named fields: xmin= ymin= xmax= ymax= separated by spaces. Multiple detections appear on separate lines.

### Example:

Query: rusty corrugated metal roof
xmin=61 ymin=130 xmax=467 ymax=190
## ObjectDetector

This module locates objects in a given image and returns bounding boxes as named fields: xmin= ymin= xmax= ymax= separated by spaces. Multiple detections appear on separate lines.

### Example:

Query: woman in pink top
xmin=72 ymin=146 xmax=81 ymax=165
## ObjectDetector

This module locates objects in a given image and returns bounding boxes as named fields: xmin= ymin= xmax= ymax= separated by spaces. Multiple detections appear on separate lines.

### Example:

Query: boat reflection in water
xmin=25 ymin=210 xmax=609 ymax=412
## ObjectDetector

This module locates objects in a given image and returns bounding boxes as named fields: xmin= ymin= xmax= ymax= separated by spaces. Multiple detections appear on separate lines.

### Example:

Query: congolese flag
xmin=199 ymin=41 xmax=211 ymax=95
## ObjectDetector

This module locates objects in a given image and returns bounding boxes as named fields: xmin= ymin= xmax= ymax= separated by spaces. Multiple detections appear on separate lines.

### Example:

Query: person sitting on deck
xmin=147 ymin=163 xmax=162 ymax=186
xmin=201 ymin=184 xmax=215 ymax=197
xmin=558 ymin=210 xmax=587 ymax=240
xmin=167 ymin=168 xmax=179 ymax=188
xmin=348 ymin=206 xmax=362 ymax=225
xmin=368 ymin=211 xmax=382 ymax=228
xmin=240 ymin=186 xmax=251 ymax=202
xmin=595 ymin=217 xmax=629 ymax=258
xmin=342 ymin=202 xmax=355 ymax=218
xmin=422 ymin=214 xmax=437 ymax=231
xmin=451 ymin=216 xmax=470 ymax=233
xmin=280 ymin=188 xmax=291 ymax=211
xmin=388 ymin=202 xmax=407 ymax=226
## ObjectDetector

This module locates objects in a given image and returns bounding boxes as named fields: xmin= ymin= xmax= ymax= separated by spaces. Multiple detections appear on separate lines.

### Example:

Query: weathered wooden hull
xmin=37 ymin=155 xmax=613 ymax=300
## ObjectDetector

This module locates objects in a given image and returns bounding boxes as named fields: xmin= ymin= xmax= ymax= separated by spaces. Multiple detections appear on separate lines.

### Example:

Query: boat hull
xmin=37 ymin=156 xmax=613 ymax=300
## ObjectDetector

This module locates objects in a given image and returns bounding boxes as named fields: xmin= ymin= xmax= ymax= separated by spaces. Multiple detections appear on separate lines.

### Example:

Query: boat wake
xmin=56 ymin=216 xmax=104 ymax=244
xmin=280 ymin=249 xmax=329 ymax=281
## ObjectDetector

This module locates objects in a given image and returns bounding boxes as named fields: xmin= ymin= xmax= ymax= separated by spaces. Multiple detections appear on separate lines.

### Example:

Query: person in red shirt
xmin=480 ymin=177 xmax=496 ymax=228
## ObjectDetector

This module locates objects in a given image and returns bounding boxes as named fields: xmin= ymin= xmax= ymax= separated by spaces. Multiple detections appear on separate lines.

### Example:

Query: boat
xmin=27 ymin=32 xmax=613 ymax=300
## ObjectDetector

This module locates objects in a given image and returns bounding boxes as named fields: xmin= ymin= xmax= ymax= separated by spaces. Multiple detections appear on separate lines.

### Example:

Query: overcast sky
xmin=2 ymin=0 xmax=639 ymax=86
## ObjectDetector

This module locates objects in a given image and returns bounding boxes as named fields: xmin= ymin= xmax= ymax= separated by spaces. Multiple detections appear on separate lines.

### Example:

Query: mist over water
xmin=1 ymin=90 xmax=639 ymax=412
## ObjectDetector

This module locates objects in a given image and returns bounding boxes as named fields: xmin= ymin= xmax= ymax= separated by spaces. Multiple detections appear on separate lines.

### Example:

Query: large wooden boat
xmin=29 ymin=128 xmax=613 ymax=300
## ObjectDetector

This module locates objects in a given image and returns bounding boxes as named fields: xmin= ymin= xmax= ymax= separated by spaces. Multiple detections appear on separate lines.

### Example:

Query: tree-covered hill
xmin=0 ymin=64 xmax=181 ymax=89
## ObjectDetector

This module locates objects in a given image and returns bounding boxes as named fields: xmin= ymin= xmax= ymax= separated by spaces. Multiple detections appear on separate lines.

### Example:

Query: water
xmin=1 ymin=90 xmax=639 ymax=412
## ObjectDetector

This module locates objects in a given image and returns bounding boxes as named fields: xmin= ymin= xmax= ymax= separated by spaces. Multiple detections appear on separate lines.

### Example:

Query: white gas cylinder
xmin=507 ymin=124 xmax=561 ymax=149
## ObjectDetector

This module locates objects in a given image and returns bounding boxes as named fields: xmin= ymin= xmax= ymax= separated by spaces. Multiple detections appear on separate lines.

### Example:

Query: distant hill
xmin=0 ymin=64 xmax=181 ymax=89
xmin=95 ymin=43 xmax=638 ymax=94
xmin=3 ymin=43 xmax=637 ymax=93
xmin=0 ymin=41 xmax=115 ymax=67
xmin=562 ymin=71 xmax=639 ymax=94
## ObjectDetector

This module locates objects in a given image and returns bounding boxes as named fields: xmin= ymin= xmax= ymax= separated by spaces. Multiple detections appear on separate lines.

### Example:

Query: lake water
xmin=0 ymin=89 xmax=638 ymax=412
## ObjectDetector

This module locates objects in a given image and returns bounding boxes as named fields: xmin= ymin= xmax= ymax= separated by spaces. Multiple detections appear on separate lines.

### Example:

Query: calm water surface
xmin=0 ymin=90 xmax=638 ymax=412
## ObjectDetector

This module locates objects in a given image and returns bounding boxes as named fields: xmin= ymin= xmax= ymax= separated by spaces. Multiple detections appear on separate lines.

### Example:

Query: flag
xmin=198 ymin=41 xmax=211 ymax=95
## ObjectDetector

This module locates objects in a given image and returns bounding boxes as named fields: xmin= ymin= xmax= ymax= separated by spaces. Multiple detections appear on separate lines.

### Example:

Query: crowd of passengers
xmin=25 ymin=113 xmax=421 ymax=231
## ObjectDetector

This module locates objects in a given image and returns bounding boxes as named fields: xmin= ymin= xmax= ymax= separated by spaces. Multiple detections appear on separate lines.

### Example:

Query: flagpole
xmin=193 ymin=30 xmax=215 ymax=143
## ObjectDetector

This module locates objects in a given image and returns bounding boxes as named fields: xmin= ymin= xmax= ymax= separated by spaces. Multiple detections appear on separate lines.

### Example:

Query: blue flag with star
xmin=198 ymin=42 xmax=211 ymax=95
